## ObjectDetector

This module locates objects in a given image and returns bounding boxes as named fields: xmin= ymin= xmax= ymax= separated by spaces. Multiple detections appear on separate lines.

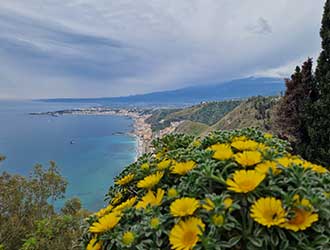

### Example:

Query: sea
xmin=0 ymin=100 xmax=137 ymax=211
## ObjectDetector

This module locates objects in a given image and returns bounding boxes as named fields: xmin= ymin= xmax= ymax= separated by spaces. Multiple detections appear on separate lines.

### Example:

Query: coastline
xmin=30 ymin=107 xmax=153 ymax=160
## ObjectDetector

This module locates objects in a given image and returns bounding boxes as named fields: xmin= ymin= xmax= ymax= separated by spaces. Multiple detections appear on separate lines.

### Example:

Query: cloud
xmin=247 ymin=17 xmax=272 ymax=35
xmin=0 ymin=0 xmax=326 ymax=98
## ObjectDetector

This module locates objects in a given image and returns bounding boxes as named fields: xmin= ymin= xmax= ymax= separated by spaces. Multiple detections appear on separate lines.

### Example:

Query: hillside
xmin=42 ymin=77 xmax=285 ymax=105
xmin=174 ymin=120 xmax=210 ymax=136
xmin=147 ymin=96 xmax=280 ymax=137
xmin=146 ymin=100 xmax=242 ymax=132
xmin=205 ymin=96 xmax=279 ymax=134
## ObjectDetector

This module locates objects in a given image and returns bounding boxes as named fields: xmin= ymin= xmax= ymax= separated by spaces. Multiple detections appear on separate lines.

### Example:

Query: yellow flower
xmin=157 ymin=159 xmax=172 ymax=170
xmin=168 ymin=188 xmax=178 ymax=198
xmin=111 ymin=192 xmax=123 ymax=206
xmin=281 ymin=196 xmax=318 ymax=232
xmin=208 ymin=144 xmax=234 ymax=161
xmin=170 ymin=197 xmax=200 ymax=217
xmin=115 ymin=173 xmax=135 ymax=186
xmin=171 ymin=160 xmax=197 ymax=175
xmin=95 ymin=204 xmax=113 ymax=218
xmin=234 ymin=151 xmax=262 ymax=167
xmin=223 ymin=197 xmax=233 ymax=209
xmin=250 ymin=197 xmax=286 ymax=227
xmin=113 ymin=197 xmax=137 ymax=212
xmin=122 ymin=231 xmax=135 ymax=246
xmin=140 ymin=163 xmax=149 ymax=170
xmin=89 ymin=211 xmax=121 ymax=233
xmin=226 ymin=170 xmax=265 ymax=193
xmin=137 ymin=172 xmax=164 ymax=189
xmin=150 ymin=217 xmax=160 ymax=229
xmin=276 ymin=157 xmax=292 ymax=168
xmin=155 ymin=152 xmax=163 ymax=160
xmin=264 ymin=133 xmax=273 ymax=139
xmin=211 ymin=214 xmax=224 ymax=226
xmin=136 ymin=188 xmax=165 ymax=209
xmin=256 ymin=143 xmax=270 ymax=152
xmin=169 ymin=217 xmax=205 ymax=250
xmin=202 ymin=198 xmax=215 ymax=211
xmin=311 ymin=164 xmax=328 ymax=174
xmin=87 ymin=238 xmax=102 ymax=250
xmin=255 ymin=161 xmax=280 ymax=175
xmin=231 ymin=140 xmax=259 ymax=151
xmin=231 ymin=136 xmax=249 ymax=142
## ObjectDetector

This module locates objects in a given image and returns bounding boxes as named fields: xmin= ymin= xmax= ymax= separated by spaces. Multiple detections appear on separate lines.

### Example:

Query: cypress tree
xmin=304 ymin=0 xmax=330 ymax=165
xmin=296 ymin=58 xmax=315 ymax=156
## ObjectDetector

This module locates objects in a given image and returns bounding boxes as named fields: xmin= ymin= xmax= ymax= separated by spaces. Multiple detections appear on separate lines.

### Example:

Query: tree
xmin=303 ymin=0 xmax=330 ymax=165
xmin=0 ymin=162 xmax=85 ymax=250
xmin=61 ymin=197 xmax=82 ymax=216
xmin=275 ymin=59 xmax=314 ymax=150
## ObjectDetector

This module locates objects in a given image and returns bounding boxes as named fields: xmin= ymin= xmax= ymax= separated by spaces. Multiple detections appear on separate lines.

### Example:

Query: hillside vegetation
xmin=206 ymin=96 xmax=279 ymax=134
xmin=174 ymin=120 xmax=210 ymax=136
xmin=147 ymin=100 xmax=242 ymax=132
xmin=146 ymin=96 xmax=280 ymax=137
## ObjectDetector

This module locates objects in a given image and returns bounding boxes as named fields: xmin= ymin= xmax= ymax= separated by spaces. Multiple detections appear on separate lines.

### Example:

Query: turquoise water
xmin=0 ymin=100 xmax=137 ymax=211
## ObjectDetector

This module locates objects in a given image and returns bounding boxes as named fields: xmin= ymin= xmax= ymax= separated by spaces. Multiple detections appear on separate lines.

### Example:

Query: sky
xmin=0 ymin=0 xmax=326 ymax=99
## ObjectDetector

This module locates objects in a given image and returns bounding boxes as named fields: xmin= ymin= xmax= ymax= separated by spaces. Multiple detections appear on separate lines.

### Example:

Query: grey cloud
xmin=0 ymin=0 xmax=326 ymax=98
xmin=247 ymin=17 xmax=272 ymax=35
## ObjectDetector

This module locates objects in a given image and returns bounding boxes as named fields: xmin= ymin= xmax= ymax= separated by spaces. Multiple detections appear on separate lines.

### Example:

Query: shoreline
xmin=30 ymin=107 xmax=153 ymax=160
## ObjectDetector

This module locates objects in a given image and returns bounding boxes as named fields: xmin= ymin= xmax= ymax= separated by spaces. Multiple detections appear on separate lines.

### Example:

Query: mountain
xmin=42 ymin=77 xmax=285 ymax=105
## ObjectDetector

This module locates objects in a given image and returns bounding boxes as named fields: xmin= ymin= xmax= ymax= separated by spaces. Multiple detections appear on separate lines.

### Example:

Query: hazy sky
xmin=0 ymin=0 xmax=325 ymax=99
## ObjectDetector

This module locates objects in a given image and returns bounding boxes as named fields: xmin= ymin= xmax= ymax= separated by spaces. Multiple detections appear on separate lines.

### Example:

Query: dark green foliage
xmin=303 ymin=0 xmax=330 ymax=165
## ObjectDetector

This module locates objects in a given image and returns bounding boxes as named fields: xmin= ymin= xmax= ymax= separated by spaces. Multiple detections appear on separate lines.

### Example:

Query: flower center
xmin=240 ymin=180 xmax=255 ymax=190
xmin=290 ymin=209 xmax=306 ymax=225
xmin=183 ymin=230 xmax=197 ymax=246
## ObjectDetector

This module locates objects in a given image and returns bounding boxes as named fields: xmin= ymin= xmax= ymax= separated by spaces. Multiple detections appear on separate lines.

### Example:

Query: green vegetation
xmin=145 ymin=108 xmax=181 ymax=131
xmin=175 ymin=120 xmax=210 ymax=136
xmin=205 ymin=96 xmax=278 ymax=134
xmin=147 ymin=97 xmax=282 ymax=137
xmin=81 ymin=129 xmax=330 ymax=249
xmin=165 ymin=101 xmax=242 ymax=126
xmin=147 ymin=101 xmax=241 ymax=132
xmin=0 ymin=160 xmax=88 ymax=250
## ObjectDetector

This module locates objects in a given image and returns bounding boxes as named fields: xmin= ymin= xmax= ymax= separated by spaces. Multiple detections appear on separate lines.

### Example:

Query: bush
xmin=81 ymin=128 xmax=330 ymax=250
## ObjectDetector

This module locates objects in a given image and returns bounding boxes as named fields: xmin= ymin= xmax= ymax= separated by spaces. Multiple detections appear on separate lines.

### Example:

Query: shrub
xmin=81 ymin=128 xmax=330 ymax=250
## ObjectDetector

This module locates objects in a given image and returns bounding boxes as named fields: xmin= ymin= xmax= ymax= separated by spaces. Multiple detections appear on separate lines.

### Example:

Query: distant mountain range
xmin=42 ymin=77 xmax=285 ymax=105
